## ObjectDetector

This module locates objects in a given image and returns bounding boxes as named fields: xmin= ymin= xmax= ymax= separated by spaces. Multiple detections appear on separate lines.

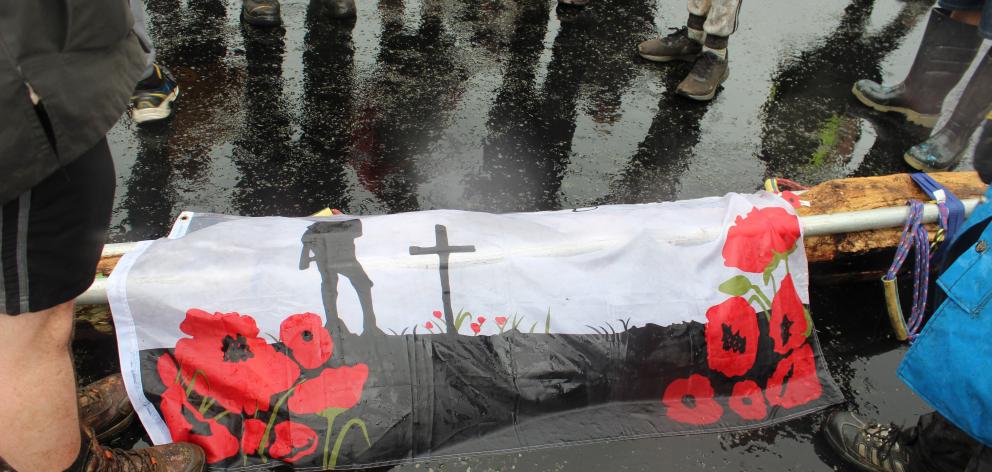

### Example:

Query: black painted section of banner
xmin=138 ymin=314 xmax=842 ymax=470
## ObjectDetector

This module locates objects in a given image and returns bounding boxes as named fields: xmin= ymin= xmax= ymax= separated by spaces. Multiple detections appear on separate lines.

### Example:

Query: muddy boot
xmin=822 ymin=411 xmax=912 ymax=472
xmin=975 ymin=117 xmax=992 ymax=184
xmin=79 ymin=374 xmax=136 ymax=441
xmin=241 ymin=0 xmax=281 ymax=26
xmin=905 ymin=49 xmax=992 ymax=172
xmin=67 ymin=428 xmax=205 ymax=472
xmin=852 ymin=8 xmax=983 ymax=128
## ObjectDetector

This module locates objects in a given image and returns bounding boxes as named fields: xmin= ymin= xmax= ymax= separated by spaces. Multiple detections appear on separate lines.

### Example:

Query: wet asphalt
xmin=80 ymin=0 xmax=961 ymax=469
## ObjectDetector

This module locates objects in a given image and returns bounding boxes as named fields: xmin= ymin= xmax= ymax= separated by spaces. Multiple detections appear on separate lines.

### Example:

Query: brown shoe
xmin=79 ymin=374 xmax=137 ymax=441
xmin=79 ymin=429 xmax=206 ymax=472
xmin=676 ymin=51 xmax=729 ymax=101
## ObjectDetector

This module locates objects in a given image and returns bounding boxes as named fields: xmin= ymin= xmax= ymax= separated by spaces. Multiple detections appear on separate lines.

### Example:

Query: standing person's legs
xmin=129 ymin=0 xmax=180 ymax=124
xmin=635 ymin=0 xmax=707 ymax=63
xmin=0 ymin=137 xmax=116 ymax=471
xmin=687 ymin=0 xmax=712 ymax=42
xmin=699 ymin=0 xmax=741 ymax=58
xmin=675 ymin=0 xmax=738 ymax=100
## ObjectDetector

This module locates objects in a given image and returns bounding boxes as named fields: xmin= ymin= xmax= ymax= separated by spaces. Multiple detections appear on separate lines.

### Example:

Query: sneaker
xmin=241 ymin=0 xmax=282 ymax=26
xmin=79 ymin=374 xmax=136 ymax=442
xmin=822 ymin=411 xmax=911 ymax=472
xmin=676 ymin=50 xmax=728 ymax=101
xmin=131 ymin=64 xmax=179 ymax=124
xmin=638 ymin=27 xmax=703 ymax=62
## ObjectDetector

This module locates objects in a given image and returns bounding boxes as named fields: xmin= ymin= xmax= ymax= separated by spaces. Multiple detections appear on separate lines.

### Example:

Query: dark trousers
xmin=908 ymin=413 xmax=991 ymax=472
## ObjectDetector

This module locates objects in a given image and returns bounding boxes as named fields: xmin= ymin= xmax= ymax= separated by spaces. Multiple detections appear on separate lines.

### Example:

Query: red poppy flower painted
xmin=770 ymin=275 xmax=808 ymax=354
xmin=425 ymin=321 xmax=434 ymax=330
xmin=780 ymin=191 xmax=802 ymax=209
xmin=173 ymin=309 xmax=300 ymax=415
xmin=722 ymin=207 xmax=801 ymax=273
xmin=728 ymin=380 xmax=767 ymax=420
xmin=241 ymin=418 xmax=267 ymax=455
xmin=157 ymin=354 xmax=240 ymax=464
xmin=433 ymin=310 xmax=443 ymax=319
xmin=288 ymin=364 xmax=370 ymax=415
xmin=766 ymin=343 xmax=823 ymax=409
xmin=280 ymin=313 xmax=333 ymax=369
xmin=477 ymin=316 xmax=486 ymax=325
xmin=495 ymin=317 xmax=508 ymax=327
xmin=470 ymin=322 xmax=481 ymax=334
xmin=268 ymin=421 xmax=319 ymax=463
xmin=662 ymin=374 xmax=724 ymax=425
xmin=704 ymin=297 xmax=759 ymax=378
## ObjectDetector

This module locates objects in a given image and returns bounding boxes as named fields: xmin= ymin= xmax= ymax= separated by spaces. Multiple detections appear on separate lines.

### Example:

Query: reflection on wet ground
xmin=90 ymin=0 xmax=950 ymax=468
xmin=109 ymin=0 xmax=951 ymax=241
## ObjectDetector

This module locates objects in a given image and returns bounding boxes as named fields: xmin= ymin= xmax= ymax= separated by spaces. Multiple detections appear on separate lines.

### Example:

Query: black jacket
xmin=0 ymin=0 xmax=146 ymax=203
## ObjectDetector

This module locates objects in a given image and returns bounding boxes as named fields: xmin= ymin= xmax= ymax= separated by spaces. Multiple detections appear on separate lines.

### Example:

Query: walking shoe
xmin=131 ymin=64 xmax=179 ymax=124
xmin=638 ymin=27 xmax=703 ymax=62
xmin=822 ymin=411 xmax=911 ymax=472
xmin=852 ymin=8 xmax=982 ymax=128
xmin=79 ymin=374 xmax=136 ymax=442
xmin=676 ymin=50 xmax=728 ymax=101
xmin=905 ymin=49 xmax=992 ymax=172
xmin=242 ymin=0 xmax=281 ymax=26
xmin=74 ymin=428 xmax=205 ymax=472
xmin=323 ymin=0 xmax=357 ymax=18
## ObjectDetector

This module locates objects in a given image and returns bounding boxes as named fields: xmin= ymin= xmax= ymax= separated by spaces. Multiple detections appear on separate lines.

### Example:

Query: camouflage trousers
xmin=687 ymin=0 xmax=743 ymax=38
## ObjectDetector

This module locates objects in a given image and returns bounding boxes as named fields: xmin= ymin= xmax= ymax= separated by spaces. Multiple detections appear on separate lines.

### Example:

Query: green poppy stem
xmin=258 ymin=384 xmax=299 ymax=463
xmin=320 ymin=408 xmax=346 ymax=469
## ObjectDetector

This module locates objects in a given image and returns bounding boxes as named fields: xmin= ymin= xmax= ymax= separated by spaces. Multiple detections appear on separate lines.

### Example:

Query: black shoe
xmin=822 ymin=411 xmax=912 ymax=472
xmin=906 ymin=49 xmax=992 ymax=171
xmin=242 ymin=0 xmax=281 ymax=26
xmin=852 ymin=8 xmax=983 ymax=128
xmin=975 ymin=118 xmax=992 ymax=184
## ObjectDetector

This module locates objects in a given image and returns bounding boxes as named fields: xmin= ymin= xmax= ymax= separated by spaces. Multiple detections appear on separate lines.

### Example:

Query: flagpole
xmin=82 ymin=197 xmax=983 ymax=306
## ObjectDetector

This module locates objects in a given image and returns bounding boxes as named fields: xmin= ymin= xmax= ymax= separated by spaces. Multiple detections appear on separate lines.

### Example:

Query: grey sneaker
xmin=676 ymin=51 xmax=728 ymax=101
xmin=822 ymin=411 xmax=911 ymax=472
xmin=638 ymin=27 xmax=703 ymax=62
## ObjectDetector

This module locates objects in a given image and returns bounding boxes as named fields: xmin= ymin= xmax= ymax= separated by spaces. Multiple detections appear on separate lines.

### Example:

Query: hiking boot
xmin=975 ymin=117 xmax=992 ymax=184
xmin=242 ymin=0 xmax=281 ymax=26
xmin=852 ymin=8 xmax=983 ymax=128
xmin=79 ymin=374 xmax=136 ymax=442
xmin=822 ymin=411 xmax=911 ymax=472
xmin=676 ymin=51 xmax=728 ymax=101
xmin=905 ymin=49 xmax=992 ymax=172
xmin=638 ymin=27 xmax=703 ymax=62
xmin=131 ymin=64 xmax=179 ymax=124
xmin=72 ymin=428 xmax=205 ymax=472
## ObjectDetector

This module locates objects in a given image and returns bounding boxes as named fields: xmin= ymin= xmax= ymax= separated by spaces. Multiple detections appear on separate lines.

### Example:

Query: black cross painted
xmin=409 ymin=225 xmax=476 ymax=334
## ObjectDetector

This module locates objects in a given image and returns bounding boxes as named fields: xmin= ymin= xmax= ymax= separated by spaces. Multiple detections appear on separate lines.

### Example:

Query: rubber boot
xmin=905 ymin=49 xmax=992 ymax=172
xmin=972 ymin=116 xmax=992 ymax=184
xmin=852 ymin=8 xmax=983 ymax=128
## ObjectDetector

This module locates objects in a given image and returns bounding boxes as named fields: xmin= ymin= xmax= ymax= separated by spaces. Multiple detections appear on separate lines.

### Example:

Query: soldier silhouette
xmin=300 ymin=219 xmax=383 ymax=336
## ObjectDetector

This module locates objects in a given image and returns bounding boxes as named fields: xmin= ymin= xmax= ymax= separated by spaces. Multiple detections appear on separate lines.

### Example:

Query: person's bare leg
xmin=0 ymin=301 xmax=81 ymax=471
xmin=951 ymin=9 xmax=982 ymax=26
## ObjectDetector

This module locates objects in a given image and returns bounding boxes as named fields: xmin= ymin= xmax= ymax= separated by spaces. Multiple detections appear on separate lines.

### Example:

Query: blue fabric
xmin=899 ymin=185 xmax=992 ymax=447
xmin=911 ymin=173 xmax=966 ymax=263
xmin=937 ymin=0 xmax=991 ymax=39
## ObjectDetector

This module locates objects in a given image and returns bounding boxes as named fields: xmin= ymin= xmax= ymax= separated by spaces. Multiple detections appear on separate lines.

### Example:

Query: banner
xmin=107 ymin=193 xmax=842 ymax=470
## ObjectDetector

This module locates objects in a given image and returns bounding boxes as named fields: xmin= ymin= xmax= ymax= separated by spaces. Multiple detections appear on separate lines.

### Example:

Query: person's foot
xmin=903 ymin=126 xmax=971 ymax=172
xmin=131 ymin=64 xmax=179 ymax=124
xmin=241 ymin=0 xmax=282 ymax=26
xmin=638 ymin=27 xmax=703 ymax=62
xmin=676 ymin=51 xmax=728 ymax=101
xmin=81 ymin=441 xmax=206 ymax=472
xmin=78 ymin=374 xmax=136 ymax=442
xmin=822 ymin=411 xmax=911 ymax=472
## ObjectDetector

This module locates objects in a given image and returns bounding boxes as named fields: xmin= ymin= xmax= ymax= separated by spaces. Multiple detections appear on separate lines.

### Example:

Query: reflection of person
xmin=852 ymin=4 xmax=991 ymax=171
xmin=821 ymin=152 xmax=992 ymax=471
xmin=0 ymin=2 xmax=204 ymax=471
xmin=637 ymin=0 xmax=741 ymax=101
xmin=300 ymin=220 xmax=382 ymax=335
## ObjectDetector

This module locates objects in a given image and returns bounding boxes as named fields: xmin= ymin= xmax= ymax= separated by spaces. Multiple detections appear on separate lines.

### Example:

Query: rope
xmin=883 ymin=201 xmax=930 ymax=341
